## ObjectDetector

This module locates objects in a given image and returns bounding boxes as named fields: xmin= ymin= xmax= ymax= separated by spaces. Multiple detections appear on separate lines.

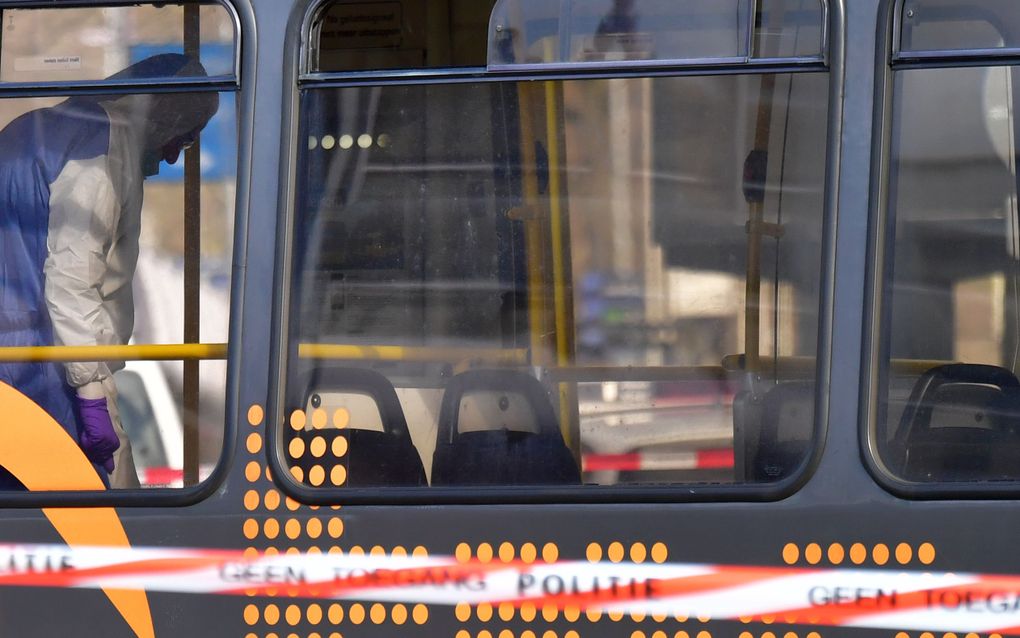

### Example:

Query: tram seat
xmin=431 ymin=370 xmax=581 ymax=486
xmin=752 ymin=381 xmax=815 ymax=481
xmin=897 ymin=364 xmax=1020 ymax=481
xmin=290 ymin=367 xmax=427 ymax=487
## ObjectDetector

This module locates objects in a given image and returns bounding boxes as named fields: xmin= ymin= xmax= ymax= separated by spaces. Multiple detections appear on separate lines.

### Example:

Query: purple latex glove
xmin=77 ymin=396 xmax=119 ymax=473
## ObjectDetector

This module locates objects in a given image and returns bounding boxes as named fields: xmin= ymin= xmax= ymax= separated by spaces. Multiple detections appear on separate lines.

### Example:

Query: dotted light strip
xmin=456 ymin=603 xmax=717 ymax=625
xmin=455 ymin=632 xmax=582 ymax=638
xmin=737 ymin=633 xmax=822 ymax=638
xmin=244 ymin=633 xmax=342 ymax=638
xmin=895 ymin=633 xmax=1003 ymax=638
xmin=244 ymin=602 xmax=428 ymax=628
xmin=782 ymin=543 xmax=937 ymax=567
xmin=309 ymin=133 xmax=391 ymax=151
xmin=587 ymin=542 xmax=669 ymax=564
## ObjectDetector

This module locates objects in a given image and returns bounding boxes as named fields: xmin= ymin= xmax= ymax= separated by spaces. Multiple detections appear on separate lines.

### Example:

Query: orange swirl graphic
xmin=0 ymin=381 xmax=154 ymax=638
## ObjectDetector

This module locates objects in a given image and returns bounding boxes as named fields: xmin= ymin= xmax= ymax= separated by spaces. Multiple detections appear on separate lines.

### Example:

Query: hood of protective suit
xmin=86 ymin=54 xmax=220 ymax=177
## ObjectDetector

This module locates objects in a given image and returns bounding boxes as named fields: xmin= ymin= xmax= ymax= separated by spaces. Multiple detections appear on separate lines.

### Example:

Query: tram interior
xmin=286 ymin=0 xmax=831 ymax=488
xmin=879 ymin=3 xmax=1020 ymax=483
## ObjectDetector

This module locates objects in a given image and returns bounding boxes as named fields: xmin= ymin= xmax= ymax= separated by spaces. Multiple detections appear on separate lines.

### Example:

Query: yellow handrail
xmin=0 ymin=343 xmax=228 ymax=363
xmin=0 ymin=344 xmax=957 ymax=377
xmin=298 ymin=344 xmax=528 ymax=365
xmin=0 ymin=343 xmax=958 ymax=379
xmin=721 ymin=354 xmax=953 ymax=377
xmin=0 ymin=343 xmax=531 ymax=366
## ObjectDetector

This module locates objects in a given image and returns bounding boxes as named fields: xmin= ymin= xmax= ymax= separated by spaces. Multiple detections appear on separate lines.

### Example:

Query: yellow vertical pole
xmin=744 ymin=1 xmax=781 ymax=373
xmin=543 ymin=78 xmax=579 ymax=454
xmin=183 ymin=4 xmax=201 ymax=487
xmin=516 ymin=83 xmax=552 ymax=365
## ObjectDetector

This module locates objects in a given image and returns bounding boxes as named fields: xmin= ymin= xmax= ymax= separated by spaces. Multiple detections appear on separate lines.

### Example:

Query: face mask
xmin=142 ymin=151 xmax=162 ymax=178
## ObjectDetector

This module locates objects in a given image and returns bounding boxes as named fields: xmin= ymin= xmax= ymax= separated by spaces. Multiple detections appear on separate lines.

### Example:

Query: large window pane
xmin=879 ymin=64 xmax=1020 ymax=483
xmin=285 ymin=71 xmax=829 ymax=489
xmin=0 ymin=89 xmax=235 ymax=490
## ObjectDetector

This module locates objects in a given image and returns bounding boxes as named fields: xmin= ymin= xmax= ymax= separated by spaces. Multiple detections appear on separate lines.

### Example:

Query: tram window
xmin=877 ymin=60 xmax=1020 ymax=483
xmin=0 ymin=3 xmax=235 ymax=83
xmin=755 ymin=0 xmax=825 ymax=59
xmin=900 ymin=0 xmax=1020 ymax=53
xmin=0 ymin=3 xmax=239 ymax=493
xmin=306 ymin=0 xmax=826 ymax=74
xmin=285 ymin=69 xmax=829 ymax=489
xmin=309 ymin=0 xmax=497 ymax=73
xmin=488 ymin=0 xmax=751 ymax=66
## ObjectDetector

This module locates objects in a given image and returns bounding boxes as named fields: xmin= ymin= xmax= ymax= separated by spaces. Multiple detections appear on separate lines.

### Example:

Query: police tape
xmin=3 ymin=543 xmax=1020 ymax=634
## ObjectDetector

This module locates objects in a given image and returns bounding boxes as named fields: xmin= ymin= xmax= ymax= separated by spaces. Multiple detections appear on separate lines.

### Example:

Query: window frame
xmin=862 ymin=0 xmax=1020 ymax=498
xmin=269 ymin=0 xmax=846 ymax=505
xmin=0 ymin=0 xmax=249 ymax=508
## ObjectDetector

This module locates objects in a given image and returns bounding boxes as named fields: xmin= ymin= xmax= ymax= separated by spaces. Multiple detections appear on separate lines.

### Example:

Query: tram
xmin=1 ymin=0 xmax=1020 ymax=636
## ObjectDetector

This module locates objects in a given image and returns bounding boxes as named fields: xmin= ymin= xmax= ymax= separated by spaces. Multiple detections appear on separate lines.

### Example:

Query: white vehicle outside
xmin=112 ymin=360 xmax=184 ymax=487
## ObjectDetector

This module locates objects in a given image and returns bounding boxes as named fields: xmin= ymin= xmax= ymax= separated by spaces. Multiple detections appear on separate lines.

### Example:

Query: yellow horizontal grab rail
xmin=544 ymin=366 xmax=728 ymax=383
xmin=0 ymin=344 xmax=958 ymax=376
xmin=0 ymin=343 xmax=229 ymax=363
xmin=298 ymin=343 xmax=529 ymax=365
xmin=0 ymin=343 xmax=529 ymax=365
xmin=721 ymin=354 xmax=953 ymax=377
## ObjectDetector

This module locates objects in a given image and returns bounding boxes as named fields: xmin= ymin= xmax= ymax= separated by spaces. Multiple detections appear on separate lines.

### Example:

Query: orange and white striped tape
xmin=2 ymin=543 xmax=1020 ymax=634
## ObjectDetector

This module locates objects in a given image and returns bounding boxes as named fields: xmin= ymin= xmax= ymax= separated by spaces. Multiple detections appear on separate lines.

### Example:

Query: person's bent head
xmin=108 ymin=54 xmax=220 ymax=176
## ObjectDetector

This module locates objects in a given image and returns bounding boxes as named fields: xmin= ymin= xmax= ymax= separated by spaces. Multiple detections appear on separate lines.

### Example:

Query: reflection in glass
xmin=880 ymin=65 xmax=1020 ymax=482
xmin=900 ymin=0 xmax=1018 ymax=52
xmin=489 ymin=0 xmax=751 ymax=65
xmin=288 ymin=71 xmax=829 ymax=488
xmin=310 ymin=0 xmax=497 ymax=73
xmin=0 ymin=3 xmax=236 ymax=83
xmin=0 ymin=89 xmax=236 ymax=490
xmin=755 ymin=0 xmax=825 ymax=59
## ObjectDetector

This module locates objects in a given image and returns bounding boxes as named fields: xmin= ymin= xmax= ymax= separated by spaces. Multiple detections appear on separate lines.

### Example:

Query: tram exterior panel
xmin=0 ymin=0 xmax=1019 ymax=637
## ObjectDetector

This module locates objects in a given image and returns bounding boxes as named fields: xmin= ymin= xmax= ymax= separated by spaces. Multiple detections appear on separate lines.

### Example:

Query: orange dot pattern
xmin=458 ymin=600 xmax=717 ymax=628
xmin=736 ymin=614 xmax=833 ymax=627
xmin=586 ymin=542 xmax=669 ymax=564
xmin=895 ymin=634 xmax=994 ymax=638
xmin=241 ymin=408 xmax=347 ymax=551
xmin=454 ymin=542 xmax=561 ymax=564
xmin=633 ymin=632 xmax=713 ymax=638
xmin=738 ymin=634 xmax=821 ymax=638
xmin=246 ymin=602 xmax=424 ymax=629
xmin=284 ymin=409 xmax=351 ymax=488
xmin=782 ymin=542 xmax=936 ymax=566
xmin=242 ymin=403 xmax=359 ymax=617
xmin=460 ymin=633 xmax=584 ymax=638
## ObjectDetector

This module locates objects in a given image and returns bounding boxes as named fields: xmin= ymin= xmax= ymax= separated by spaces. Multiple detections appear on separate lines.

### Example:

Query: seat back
xmin=431 ymin=370 xmax=580 ymax=486
xmin=896 ymin=363 xmax=1020 ymax=481
xmin=288 ymin=367 xmax=426 ymax=487
xmin=752 ymin=381 xmax=815 ymax=481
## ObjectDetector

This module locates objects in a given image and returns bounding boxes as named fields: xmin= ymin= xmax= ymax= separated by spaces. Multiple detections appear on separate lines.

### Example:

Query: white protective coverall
xmin=0 ymin=54 xmax=220 ymax=488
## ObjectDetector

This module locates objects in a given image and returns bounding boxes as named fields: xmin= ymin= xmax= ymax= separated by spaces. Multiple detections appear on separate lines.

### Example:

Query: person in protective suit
xmin=0 ymin=54 xmax=219 ymax=489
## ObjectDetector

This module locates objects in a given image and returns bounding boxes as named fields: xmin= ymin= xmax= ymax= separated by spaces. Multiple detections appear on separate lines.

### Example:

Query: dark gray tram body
xmin=1 ymin=0 xmax=1019 ymax=636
